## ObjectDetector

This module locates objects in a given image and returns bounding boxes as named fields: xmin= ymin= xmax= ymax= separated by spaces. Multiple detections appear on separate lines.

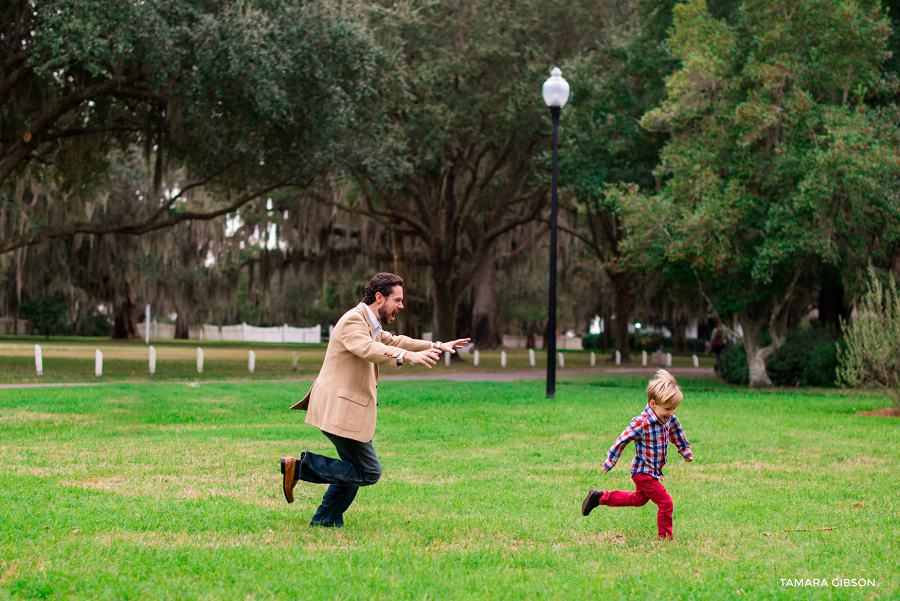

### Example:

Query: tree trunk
xmin=672 ymin=318 xmax=687 ymax=353
xmin=431 ymin=271 xmax=459 ymax=343
xmin=525 ymin=321 xmax=537 ymax=349
xmin=472 ymin=247 xmax=500 ymax=349
xmin=391 ymin=227 xmax=410 ymax=336
xmin=600 ymin=307 xmax=611 ymax=350
xmin=112 ymin=280 xmax=138 ymax=339
xmin=611 ymin=273 xmax=632 ymax=362
xmin=175 ymin=313 xmax=190 ymax=340
xmin=70 ymin=299 xmax=84 ymax=337
xmin=740 ymin=318 xmax=775 ymax=389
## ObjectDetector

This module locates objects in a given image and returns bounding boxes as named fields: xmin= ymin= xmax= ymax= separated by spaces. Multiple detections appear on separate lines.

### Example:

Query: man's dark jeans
xmin=297 ymin=430 xmax=382 ymax=527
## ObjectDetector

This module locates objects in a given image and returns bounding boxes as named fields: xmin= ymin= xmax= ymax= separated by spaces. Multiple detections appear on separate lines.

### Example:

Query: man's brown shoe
xmin=582 ymin=489 xmax=603 ymax=516
xmin=280 ymin=456 xmax=297 ymax=503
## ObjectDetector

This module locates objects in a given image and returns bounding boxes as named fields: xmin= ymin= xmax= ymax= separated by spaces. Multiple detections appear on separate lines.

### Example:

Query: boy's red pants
xmin=601 ymin=473 xmax=674 ymax=540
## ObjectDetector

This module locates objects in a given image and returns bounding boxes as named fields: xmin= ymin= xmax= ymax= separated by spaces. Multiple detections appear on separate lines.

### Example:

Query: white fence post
xmin=444 ymin=351 xmax=451 ymax=367
xmin=590 ymin=351 xmax=596 ymax=366
xmin=642 ymin=350 xmax=647 ymax=366
xmin=474 ymin=350 xmax=479 ymax=367
xmin=500 ymin=351 xmax=507 ymax=368
xmin=666 ymin=352 xmax=672 ymax=367
xmin=149 ymin=346 xmax=156 ymax=375
xmin=144 ymin=305 xmax=150 ymax=344
xmin=528 ymin=349 xmax=536 ymax=367
xmin=34 ymin=345 xmax=43 ymax=376
xmin=292 ymin=351 xmax=299 ymax=372
xmin=558 ymin=352 xmax=564 ymax=368
xmin=197 ymin=347 xmax=204 ymax=374
xmin=692 ymin=354 xmax=699 ymax=367
xmin=95 ymin=350 xmax=103 ymax=377
xmin=248 ymin=350 xmax=256 ymax=374
xmin=615 ymin=350 xmax=621 ymax=365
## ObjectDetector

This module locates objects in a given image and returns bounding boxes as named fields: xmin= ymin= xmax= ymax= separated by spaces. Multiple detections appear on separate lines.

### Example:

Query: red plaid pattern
xmin=603 ymin=405 xmax=692 ymax=479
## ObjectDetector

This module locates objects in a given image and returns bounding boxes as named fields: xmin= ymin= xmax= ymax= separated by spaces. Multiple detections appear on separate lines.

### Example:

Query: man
xmin=280 ymin=272 xmax=470 ymax=527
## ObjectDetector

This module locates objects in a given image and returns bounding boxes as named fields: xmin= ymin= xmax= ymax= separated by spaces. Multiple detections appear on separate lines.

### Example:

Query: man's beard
xmin=377 ymin=305 xmax=394 ymax=323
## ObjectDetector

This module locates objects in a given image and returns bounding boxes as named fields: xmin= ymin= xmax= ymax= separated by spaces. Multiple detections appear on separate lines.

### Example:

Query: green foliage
xmin=621 ymin=0 xmax=900 ymax=387
xmin=838 ymin=266 xmax=900 ymax=406
xmin=77 ymin=308 xmax=113 ymax=338
xmin=766 ymin=322 xmax=842 ymax=387
xmin=685 ymin=338 xmax=709 ymax=354
xmin=19 ymin=296 xmax=69 ymax=338
xmin=720 ymin=322 xmax=842 ymax=387
xmin=581 ymin=333 xmax=615 ymax=350
xmin=718 ymin=343 xmax=749 ymax=385
xmin=1 ymin=0 xmax=395 ymax=254
xmin=342 ymin=0 xmax=614 ymax=341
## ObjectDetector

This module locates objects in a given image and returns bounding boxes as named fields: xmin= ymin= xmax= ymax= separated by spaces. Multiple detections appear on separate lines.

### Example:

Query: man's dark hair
xmin=363 ymin=273 xmax=403 ymax=305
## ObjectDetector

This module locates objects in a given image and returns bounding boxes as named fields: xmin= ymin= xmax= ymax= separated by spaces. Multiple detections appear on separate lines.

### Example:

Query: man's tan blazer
xmin=290 ymin=303 xmax=432 ymax=442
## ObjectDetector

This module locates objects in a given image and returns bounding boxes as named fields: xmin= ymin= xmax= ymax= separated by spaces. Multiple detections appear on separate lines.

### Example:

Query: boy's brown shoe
xmin=280 ymin=456 xmax=297 ymax=504
xmin=581 ymin=489 xmax=603 ymax=516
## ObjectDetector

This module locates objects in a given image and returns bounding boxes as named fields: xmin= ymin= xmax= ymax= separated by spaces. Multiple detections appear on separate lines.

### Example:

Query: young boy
xmin=581 ymin=369 xmax=693 ymax=540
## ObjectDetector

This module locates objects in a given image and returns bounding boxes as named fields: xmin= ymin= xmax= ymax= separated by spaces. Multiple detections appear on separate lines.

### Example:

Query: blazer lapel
xmin=357 ymin=303 xmax=377 ymax=340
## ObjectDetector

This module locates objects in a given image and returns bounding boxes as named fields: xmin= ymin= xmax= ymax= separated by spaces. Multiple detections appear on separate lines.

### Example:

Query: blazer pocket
xmin=331 ymin=387 xmax=372 ymax=432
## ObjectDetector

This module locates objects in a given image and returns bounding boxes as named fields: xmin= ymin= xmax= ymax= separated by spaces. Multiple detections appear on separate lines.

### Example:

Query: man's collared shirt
xmin=363 ymin=304 xmax=405 ymax=363
xmin=603 ymin=405 xmax=692 ymax=479
xmin=363 ymin=304 xmax=381 ymax=339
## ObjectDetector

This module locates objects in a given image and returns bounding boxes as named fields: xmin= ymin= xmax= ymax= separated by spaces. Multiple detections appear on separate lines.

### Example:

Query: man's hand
xmin=405 ymin=348 xmax=442 ymax=368
xmin=438 ymin=338 xmax=471 ymax=353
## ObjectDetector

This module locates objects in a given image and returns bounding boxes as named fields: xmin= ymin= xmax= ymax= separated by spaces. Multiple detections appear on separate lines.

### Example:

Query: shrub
xmin=79 ymin=309 xmax=114 ymax=337
xmin=581 ymin=334 xmax=602 ymax=350
xmin=685 ymin=338 xmax=708 ymax=354
xmin=718 ymin=343 xmax=748 ymax=385
xmin=838 ymin=266 xmax=900 ymax=407
xmin=581 ymin=333 xmax=616 ymax=350
xmin=639 ymin=332 xmax=668 ymax=351
xmin=717 ymin=322 xmax=841 ymax=387
xmin=766 ymin=322 xmax=841 ymax=387
xmin=19 ymin=296 xmax=69 ymax=338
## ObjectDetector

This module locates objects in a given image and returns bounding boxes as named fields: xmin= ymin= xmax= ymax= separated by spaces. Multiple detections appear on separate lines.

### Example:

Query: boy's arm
xmin=669 ymin=416 xmax=694 ymax=461
xmin=603 ymin=421 xmax=642 ymax=472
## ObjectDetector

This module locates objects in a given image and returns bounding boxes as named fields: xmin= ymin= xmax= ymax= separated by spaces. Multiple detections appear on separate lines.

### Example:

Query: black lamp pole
xmin=542 ymin=67 xmax=568 ymax=398
xmin=546 ymin=106 xmax=561 ymax=399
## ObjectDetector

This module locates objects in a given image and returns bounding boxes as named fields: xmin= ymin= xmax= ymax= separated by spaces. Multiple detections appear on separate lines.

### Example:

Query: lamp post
xmin=635 ymin=322 xmax=642 ymax=353
xmin=542 ymin=67 xmax=570 ymax=399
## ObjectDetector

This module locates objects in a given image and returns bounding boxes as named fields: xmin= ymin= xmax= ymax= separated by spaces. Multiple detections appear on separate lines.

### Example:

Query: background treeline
xmin=2 ymin=0 xmax=900 ymax=389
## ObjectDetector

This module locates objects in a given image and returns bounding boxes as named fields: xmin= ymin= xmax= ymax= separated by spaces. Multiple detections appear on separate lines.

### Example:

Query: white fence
xmin=501 ymin=334 xmax=583 ymax=351
xmin=0 ymin=317 xmax=29 ymax=335
xmin=137 ymin=321 xmax=178 ymax=340
xmin=137 ymin=321 xmax=321 ymax=344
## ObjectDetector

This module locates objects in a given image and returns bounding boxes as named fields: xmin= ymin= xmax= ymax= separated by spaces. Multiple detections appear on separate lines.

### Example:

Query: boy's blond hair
xmin=647 ymin=369 xmax=683 ymax=408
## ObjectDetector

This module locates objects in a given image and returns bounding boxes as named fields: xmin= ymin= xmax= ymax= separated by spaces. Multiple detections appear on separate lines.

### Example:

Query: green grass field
xmin=0 ymin=375 xmax=897 ymax=600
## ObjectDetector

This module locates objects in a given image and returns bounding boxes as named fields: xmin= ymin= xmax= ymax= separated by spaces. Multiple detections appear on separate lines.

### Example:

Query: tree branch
xmin=0 ymin=180 xmax=295 ymax=254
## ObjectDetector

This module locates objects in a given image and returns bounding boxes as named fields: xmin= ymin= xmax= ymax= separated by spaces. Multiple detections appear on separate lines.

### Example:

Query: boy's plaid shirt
xmin=603 ymin=405 xmax=693 ymax=479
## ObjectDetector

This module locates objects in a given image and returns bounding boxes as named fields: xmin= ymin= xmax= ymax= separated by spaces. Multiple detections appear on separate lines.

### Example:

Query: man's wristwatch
xmin=433 ymin=341 xmax=443 ymax=351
